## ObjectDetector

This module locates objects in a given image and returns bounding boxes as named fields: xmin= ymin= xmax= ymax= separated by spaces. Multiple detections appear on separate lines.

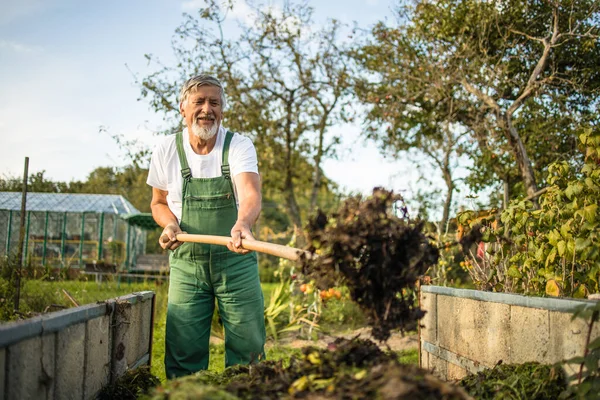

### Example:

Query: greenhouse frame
xmin=0 ymin=192 xmax=154 ymax=270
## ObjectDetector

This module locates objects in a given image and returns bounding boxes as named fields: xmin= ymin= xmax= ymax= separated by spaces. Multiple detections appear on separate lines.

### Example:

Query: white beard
xmin=191 ymin=121 xmax=218 ymax=140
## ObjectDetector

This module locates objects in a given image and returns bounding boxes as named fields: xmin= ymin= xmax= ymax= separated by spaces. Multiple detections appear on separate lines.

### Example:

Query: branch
xmin=509 ymin=29 xmax=545 ymax=43
xmin=461 ymin=80 xmax=501 ymax=114
xmin=507 ymin=6 xmax=560 ymax=117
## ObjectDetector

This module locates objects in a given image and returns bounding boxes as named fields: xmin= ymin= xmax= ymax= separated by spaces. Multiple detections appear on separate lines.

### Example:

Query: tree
xmin=0 ymin=171 xmax=72 ymax=193
xmin=138 ymin=0 xmax=349 ymax=228
xmin=352 ymin=25 xmax=473 ymax=230
xmin=353 ymin=0 xmax=600 ymax=207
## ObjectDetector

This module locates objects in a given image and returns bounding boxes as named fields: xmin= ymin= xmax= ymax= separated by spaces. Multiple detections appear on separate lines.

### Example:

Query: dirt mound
xmin=151 ymin=337 xmax=471 ymax=400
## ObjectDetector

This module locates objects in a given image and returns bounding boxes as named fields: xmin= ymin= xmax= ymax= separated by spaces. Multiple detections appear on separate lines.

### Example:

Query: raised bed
xmin=419 ymin=285 xmax=600 ymax=380
xmin=0 ymin=291 xmax=155 ymax=400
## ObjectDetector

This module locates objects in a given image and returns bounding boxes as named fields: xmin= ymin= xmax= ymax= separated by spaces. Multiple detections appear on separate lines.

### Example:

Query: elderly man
xmin=147 ymin=74 xmax=266 ymax=378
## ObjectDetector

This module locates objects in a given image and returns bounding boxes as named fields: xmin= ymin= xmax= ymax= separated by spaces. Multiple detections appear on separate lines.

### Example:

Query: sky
xmin=0 ymin=0 xmax=461 ymax=215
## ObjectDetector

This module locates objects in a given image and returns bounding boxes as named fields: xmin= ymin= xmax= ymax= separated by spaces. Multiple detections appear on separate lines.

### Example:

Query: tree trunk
xmin=502 ymin=115 xmax=538 ymax=201
xmin=284 ymin=99 xmax=303 ymax=228
xmin=284 ymin=177 xmax=303 ymax=229
xmin=503 ymin=176 xmax=510 ymax=210
xmin=309 ymin=161 xmax=322 ymax=212
xmin=440 ymin=168 xmax=453 ymax=235
xmin=310 ymin=127 xmax=325 ymax=211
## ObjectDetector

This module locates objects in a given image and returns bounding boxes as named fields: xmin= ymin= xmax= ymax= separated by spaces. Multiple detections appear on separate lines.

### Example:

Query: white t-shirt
xmin=146 ymin=126 xmax=259 ymax=221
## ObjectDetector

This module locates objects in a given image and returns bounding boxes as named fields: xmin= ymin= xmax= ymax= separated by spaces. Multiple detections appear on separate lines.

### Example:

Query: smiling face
xmin=180 ymin=85 xmax=223 ymax=140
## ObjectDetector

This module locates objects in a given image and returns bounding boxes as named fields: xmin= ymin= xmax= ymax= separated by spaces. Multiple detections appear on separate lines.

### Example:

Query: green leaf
xmin=535 ymin=246 xmax=545 ymax=262
xmin=507 ymin=265 xmax=522 ymax=279
xmin=560 ymin=223 xmax=572 ymax=238
xmin=583 ymin=204 xmax=597 ymax=223
xmin=575 ymin=238 xmax=591 ymax=252
xmin=547 ymin=230 xmax=561 ymax=246
xmin=546 ymin=247 xmax=557 ymax=268
xmin=557 ymin=240 xmax=567 ymax=257
xmin=572 ymin=284 xmax=588 ymax=299
xmin=565 ymin=185 xmax=574 ymax=199
xmin=585 ymin=177 xmax=598 ymax=191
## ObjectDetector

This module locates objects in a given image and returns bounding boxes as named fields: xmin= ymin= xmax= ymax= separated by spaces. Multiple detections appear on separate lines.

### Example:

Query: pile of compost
xmin=150 ymin=337 xmax=471 ymax=399
xmin=458 ymin=362 xmax=567 ymax=400
xmin=98 ymin=366 xmax=160 ymax=400
xmin=300 ymin=188 xmax=439 ymax=341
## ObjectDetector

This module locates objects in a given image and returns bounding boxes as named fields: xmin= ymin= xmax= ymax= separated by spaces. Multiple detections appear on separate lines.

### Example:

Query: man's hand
xmin=160 ymin=223 xmax=185 ymax=251
xmin=228 ymin=221 xmax=255 ymax=254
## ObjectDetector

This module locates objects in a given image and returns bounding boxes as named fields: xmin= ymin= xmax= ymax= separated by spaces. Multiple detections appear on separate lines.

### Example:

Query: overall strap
xmin=175 ymin=131 xmax=192 ymax=180
xmin=221 ymin=131 xmax=234 ymax=180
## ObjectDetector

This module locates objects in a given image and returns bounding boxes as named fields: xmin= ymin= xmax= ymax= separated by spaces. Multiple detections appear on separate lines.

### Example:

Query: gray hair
xmin=179 ymin=74 xmax=227 ymax=109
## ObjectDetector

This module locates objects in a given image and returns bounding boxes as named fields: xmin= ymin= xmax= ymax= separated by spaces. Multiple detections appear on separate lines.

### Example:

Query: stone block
xmin=420 ymin=293 xmax=437 ymax=343
xmin=549 ymin=311 xmax=600 ymax=378
xmin=437 ymin=295 xmax=510 ymax=367
xmin=137 ymin=299 xmax=152 ymax=362
xmin=127 ymin=301 xmax=142 ymax=365
xmin=112 ymin=300 xmax=133 ymax=379
xmin=421 ymin=348 xmax=429 ymax=370
xmin=6 ymin=336 xmax=53 ymax=399
xmin=447 ymin=362 xmax=468 ymax=381
xmin=428 ymin=353 xmax=447 ymax=381
xmin=42 ymin=334 xmax=56 ymax=399
xmin=509 ymin=306 xmax=550 ymax=364
xmin=84 ymin=315 xmax=111 ymax=399
xmin=56 ymin=323 xmax=85 ymax=400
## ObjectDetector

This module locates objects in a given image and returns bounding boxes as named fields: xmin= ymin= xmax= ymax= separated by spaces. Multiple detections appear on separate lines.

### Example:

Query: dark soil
xmin=150 ymin=337 xmax=471 ymax=400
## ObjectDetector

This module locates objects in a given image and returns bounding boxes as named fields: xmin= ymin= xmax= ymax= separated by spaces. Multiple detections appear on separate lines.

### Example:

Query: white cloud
xmin=0 ymin=40 xmax=43 ymax=53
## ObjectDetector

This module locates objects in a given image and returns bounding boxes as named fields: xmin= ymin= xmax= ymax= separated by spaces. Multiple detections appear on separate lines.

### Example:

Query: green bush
xmin=459 ymin=131 xmax=600 ymax=296
xmin=459 ymin=362 xmax=567 ymax=400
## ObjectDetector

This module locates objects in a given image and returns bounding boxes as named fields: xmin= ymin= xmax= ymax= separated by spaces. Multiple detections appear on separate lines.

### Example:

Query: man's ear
xmin=179 ymin=102 xmax=185 ymax=116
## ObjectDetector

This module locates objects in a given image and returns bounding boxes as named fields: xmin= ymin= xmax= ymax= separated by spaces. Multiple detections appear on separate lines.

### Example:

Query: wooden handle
xmin=175 ymin=233 xmax=312 ymax=261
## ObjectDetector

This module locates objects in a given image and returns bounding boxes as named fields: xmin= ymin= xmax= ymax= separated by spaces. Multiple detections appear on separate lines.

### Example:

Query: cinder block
xmin=0 ymin=348 xmax=5 ymax=400
xmin=421 ymin=348 xmax=429 ymax=369
xmin=510 ymin=306 xmax=550 ymax=364
xmin=6 ymin=336 xmax=52 ymax=399
xmin=549 ymin=311 xmax=600 ymax=378
xmin=420 ymin=293 xmax=437 ymax=343
xmin=437 ymin=295 xmax=510 ymax=367
xmin=84 ymin=315 xmax=111 ymax=399
xmin=112 ymin=301 xmax=133 ymax=379
xmin=447 ymin=362 xmax=468 ymax=381
xmin=126 ymin=301 xmax=142 ymax=365
xmin=429 ymin=353 xmax=448 ymax=380
xmin=42 ymin=334 xmax=56 ymax=399
xmin=56 ymin=323 xmax=85 ymax=400
xmin=137 ymin=299 xmax=152 ymax=362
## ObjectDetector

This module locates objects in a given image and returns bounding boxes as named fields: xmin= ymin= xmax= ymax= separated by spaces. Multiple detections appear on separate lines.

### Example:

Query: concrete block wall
xmin=0 ymin=291 xmax=154 ymax=400
xmin=419 ymin=286 xmax=600 ymax=381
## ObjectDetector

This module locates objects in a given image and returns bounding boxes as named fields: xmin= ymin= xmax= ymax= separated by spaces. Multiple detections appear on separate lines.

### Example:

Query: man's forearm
xmin=237 ymin=192 xmax=261 ymax=229
xmin=151 ymin=203 xmax=179 ymax=229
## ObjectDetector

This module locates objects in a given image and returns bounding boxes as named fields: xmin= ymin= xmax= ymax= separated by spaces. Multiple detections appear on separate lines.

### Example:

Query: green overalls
xmin=165 ymin=130 xmax=266 ymax=379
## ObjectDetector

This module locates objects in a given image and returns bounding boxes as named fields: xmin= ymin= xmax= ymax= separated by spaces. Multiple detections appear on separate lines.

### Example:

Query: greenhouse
xmin=0 ymin=192 xmax=154 ymax=270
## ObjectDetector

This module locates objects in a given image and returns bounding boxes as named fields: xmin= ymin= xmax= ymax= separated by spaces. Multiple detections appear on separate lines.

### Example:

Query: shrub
xmin=459 ymin=131 xmax=600 ymax=296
